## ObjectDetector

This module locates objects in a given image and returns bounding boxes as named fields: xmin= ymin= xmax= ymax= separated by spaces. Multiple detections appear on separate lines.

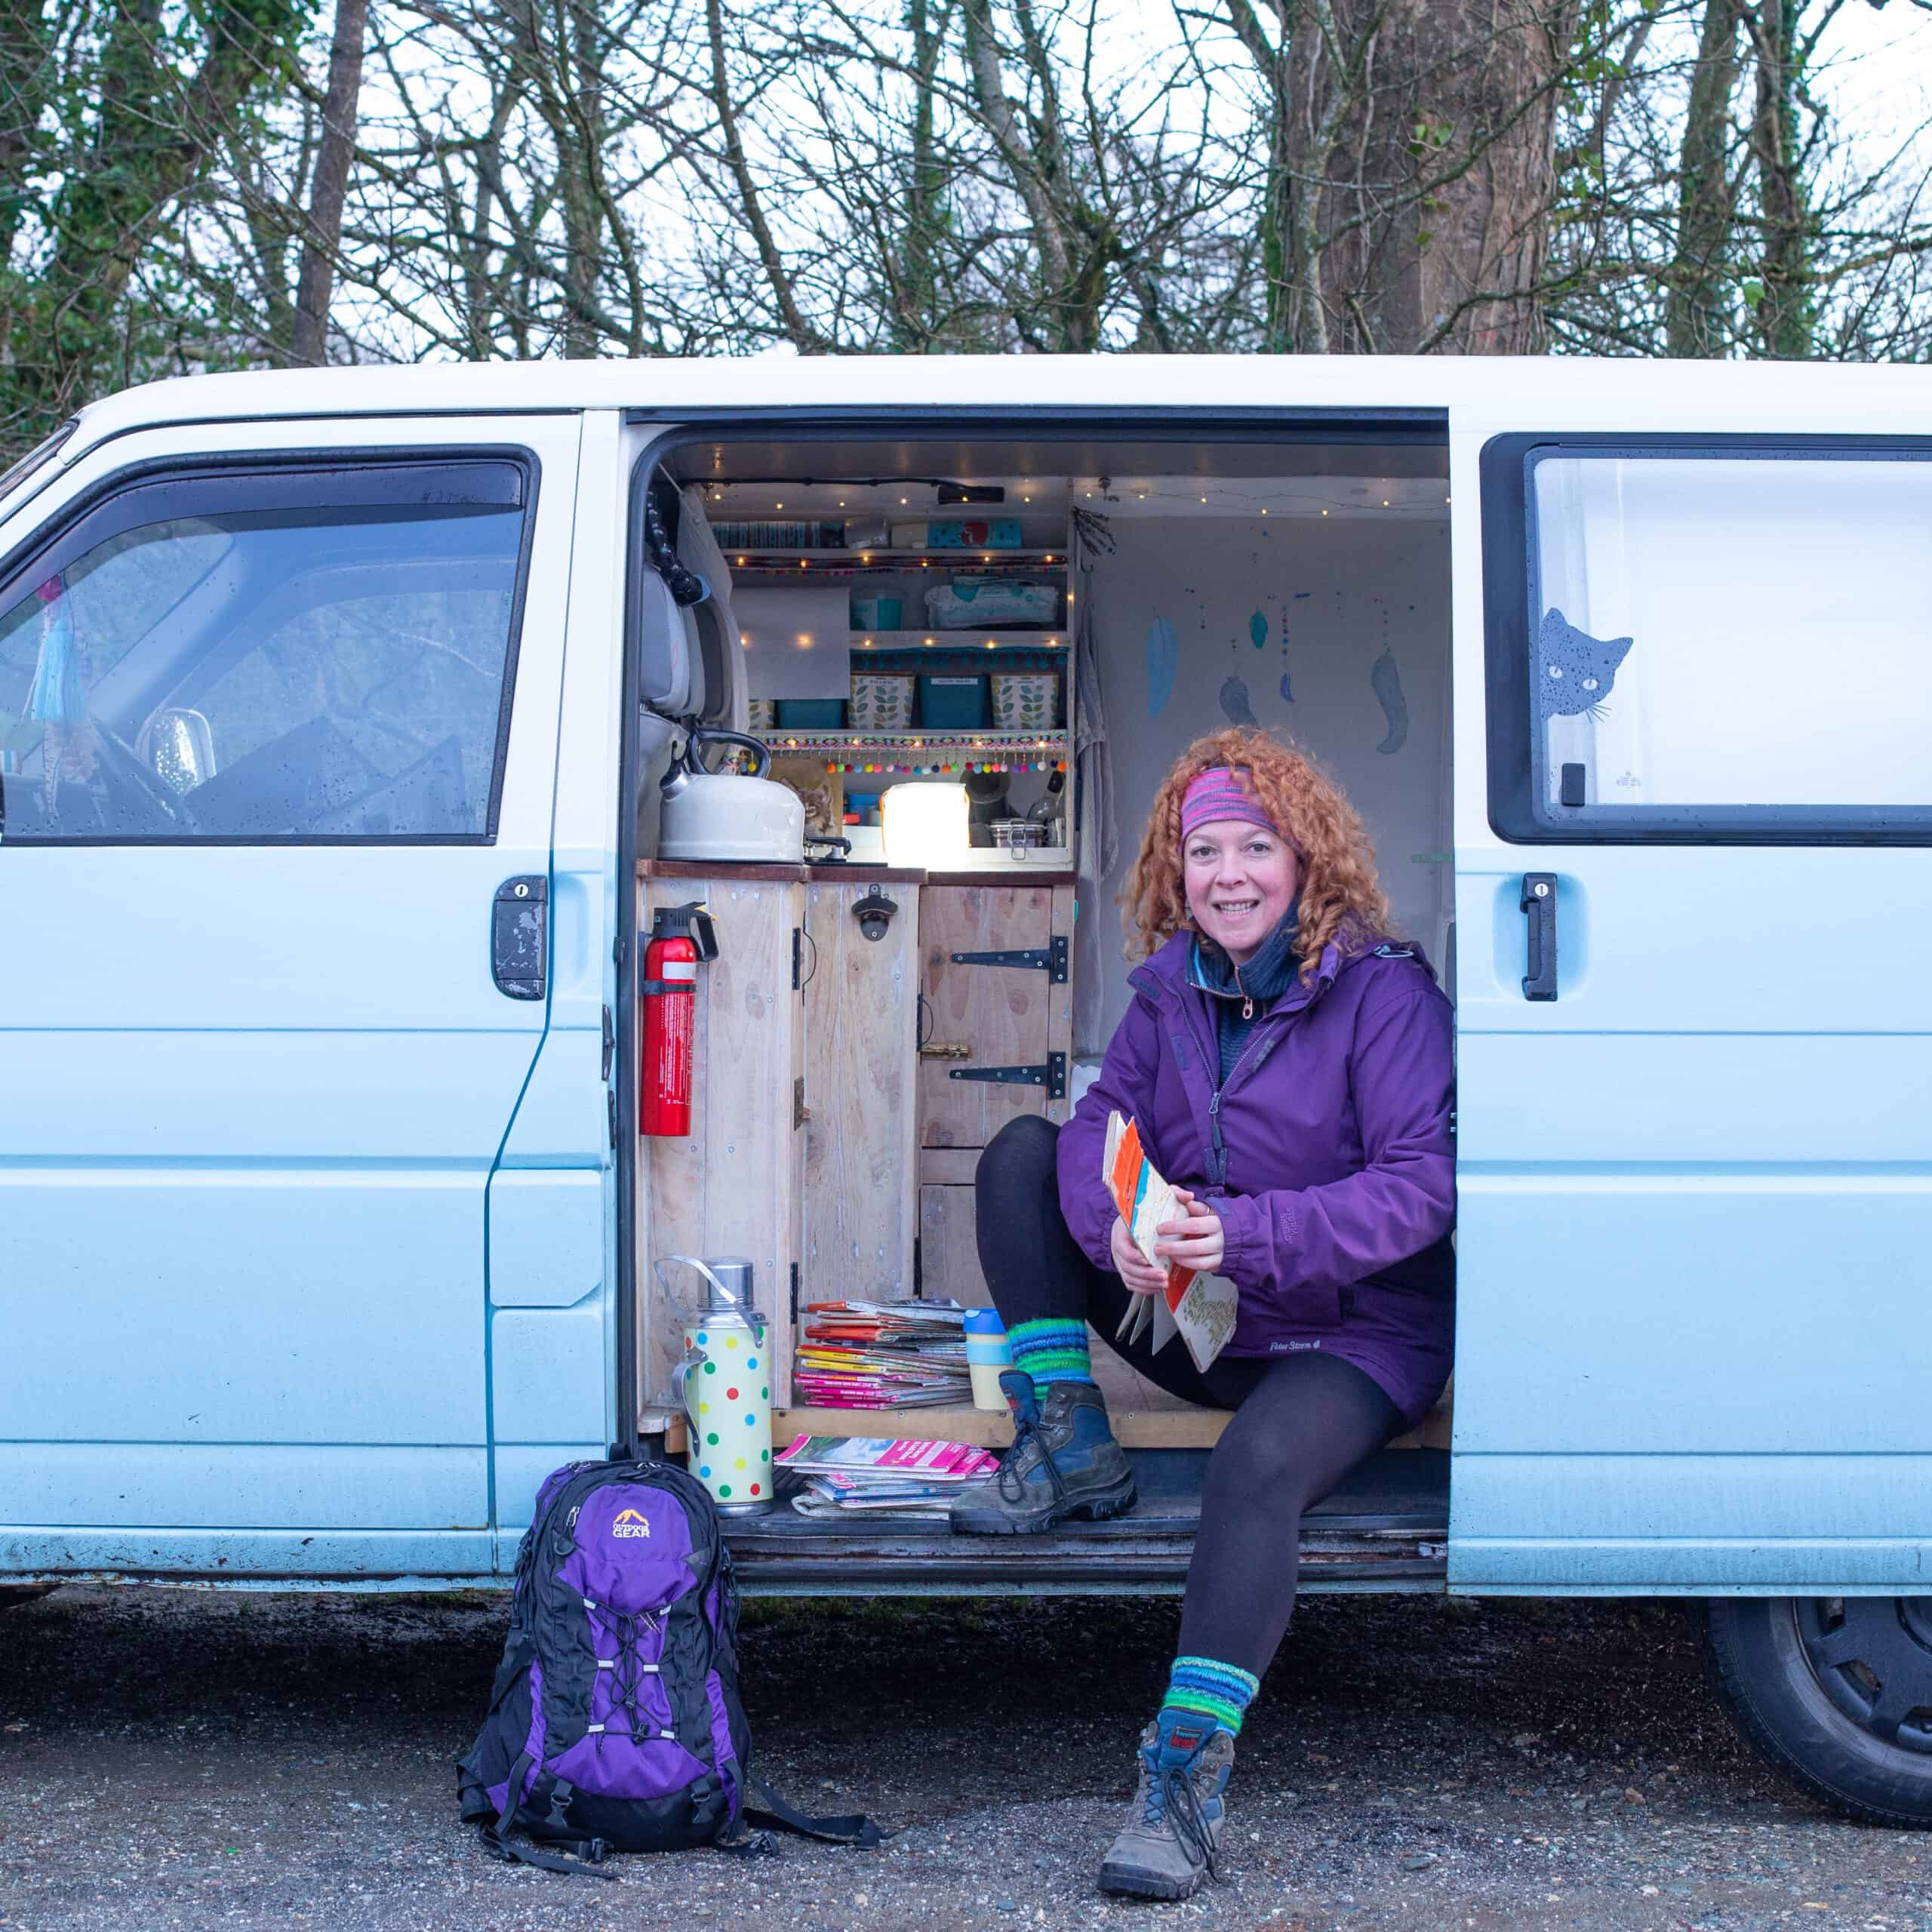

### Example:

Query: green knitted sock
xmin=1161 ymin=1655 xmax=1260 ymax=1737
xmin=1006 ymin=1317 xmax=1094 ymax=1388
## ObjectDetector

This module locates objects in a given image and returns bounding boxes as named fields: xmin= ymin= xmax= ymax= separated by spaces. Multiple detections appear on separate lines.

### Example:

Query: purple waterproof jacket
xmin=1057 ymin=927 xmax=1456 ymax=1426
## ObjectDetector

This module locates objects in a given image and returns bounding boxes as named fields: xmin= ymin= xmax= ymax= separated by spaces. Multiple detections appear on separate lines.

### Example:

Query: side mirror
xmin=140 ymin=707 xmax=217 ymax=794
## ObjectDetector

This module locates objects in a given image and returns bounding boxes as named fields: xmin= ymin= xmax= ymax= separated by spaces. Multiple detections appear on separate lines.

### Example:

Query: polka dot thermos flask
xmin=660 ymin=1254 xmax=774 ymax=1515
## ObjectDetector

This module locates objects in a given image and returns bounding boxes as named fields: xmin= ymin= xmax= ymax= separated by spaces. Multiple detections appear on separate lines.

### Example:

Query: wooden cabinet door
xmin=918 ymin=884 xmax=1075 ymax=1149
xmin=803 ymin=879 xmax=919 ymax=1297
xmin=641 ymin=876 xmax=804 ymax=1411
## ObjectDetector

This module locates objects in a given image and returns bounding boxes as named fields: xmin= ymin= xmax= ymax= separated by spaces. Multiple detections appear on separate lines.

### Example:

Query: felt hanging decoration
xmin=26 ymin=573 xmax=96 ymax=808
xmin=26 ymin=576 xmax=81 ymax=725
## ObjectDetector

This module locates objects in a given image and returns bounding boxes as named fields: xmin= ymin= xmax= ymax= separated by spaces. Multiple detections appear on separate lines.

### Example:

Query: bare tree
xmin=292 ymin=0 xmax=368 ymax=364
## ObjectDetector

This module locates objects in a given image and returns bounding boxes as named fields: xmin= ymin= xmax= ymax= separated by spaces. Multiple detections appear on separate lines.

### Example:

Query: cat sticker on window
xmin=1538 ymin=608 xmax=1632 ymax=719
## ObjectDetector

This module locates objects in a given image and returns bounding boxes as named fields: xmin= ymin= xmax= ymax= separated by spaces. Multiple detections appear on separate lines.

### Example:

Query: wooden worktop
xmin=638 ymin=859 xmax=925 ymax=884
xmin=638 ymin=859 xmax=1074 ymax=886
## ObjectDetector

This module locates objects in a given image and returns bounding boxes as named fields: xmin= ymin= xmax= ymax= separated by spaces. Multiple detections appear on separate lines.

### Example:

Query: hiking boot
xmin=1097 ymin=1709 xmax=1235 ymax=1900
xmin=948 ymin=1371 xmax=1134 ymax=1535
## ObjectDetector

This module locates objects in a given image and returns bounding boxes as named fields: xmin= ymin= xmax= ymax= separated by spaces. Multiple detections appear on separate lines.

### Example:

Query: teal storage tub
xmin=919 ymin=675 xmax=989 ymax=728
xmin=774 ymin=699 xmax=846 ymax=728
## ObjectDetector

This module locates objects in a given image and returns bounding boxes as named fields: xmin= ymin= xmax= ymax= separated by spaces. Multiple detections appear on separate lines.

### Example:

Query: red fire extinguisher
xmin=640 ymin=901 xmax=718 ymax=1136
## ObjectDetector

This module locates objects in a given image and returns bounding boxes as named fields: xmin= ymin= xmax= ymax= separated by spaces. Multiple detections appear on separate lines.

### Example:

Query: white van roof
xmin=69 ymin=354 xmax=1932 ymax=442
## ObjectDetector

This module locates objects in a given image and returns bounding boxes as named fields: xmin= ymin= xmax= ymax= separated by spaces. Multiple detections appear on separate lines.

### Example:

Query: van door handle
xmin=492 ymin=875 xmax=548 ymax=999
xmin=1519 ymin=873 xmax=1558 ymax=1001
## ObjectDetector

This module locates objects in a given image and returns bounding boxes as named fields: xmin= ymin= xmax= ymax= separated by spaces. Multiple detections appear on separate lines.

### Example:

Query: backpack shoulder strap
xmin=740 ymin=1771 xmax=889 ymax=1849
xmin=478 ymin=1752 xmax=620 ymax=1881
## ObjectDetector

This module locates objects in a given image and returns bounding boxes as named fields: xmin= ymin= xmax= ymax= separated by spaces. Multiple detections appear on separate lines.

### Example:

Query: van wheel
xmin=1706 ymin=1597 xmax=1932 ymax=1826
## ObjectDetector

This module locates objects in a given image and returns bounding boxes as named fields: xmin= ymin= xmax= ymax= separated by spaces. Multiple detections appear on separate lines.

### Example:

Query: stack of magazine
xmin=792 ymin=1299 xmax=972 ymax=1409
xmin=775 ymin=1434 xmax=1001 ymax=1519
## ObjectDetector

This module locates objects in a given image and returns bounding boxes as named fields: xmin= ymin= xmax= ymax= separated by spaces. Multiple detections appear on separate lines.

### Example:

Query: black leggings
xmin=975 ymin=1114 xmax=1402 ymax=1679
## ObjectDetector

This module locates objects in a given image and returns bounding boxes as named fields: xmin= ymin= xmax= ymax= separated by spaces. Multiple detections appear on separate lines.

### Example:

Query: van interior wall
xmin=1078 ymin=509 xmax=1454 ymax=1054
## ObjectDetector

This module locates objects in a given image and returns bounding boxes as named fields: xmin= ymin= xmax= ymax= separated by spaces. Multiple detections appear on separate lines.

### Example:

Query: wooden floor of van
xmin=664 ymin=1384 xmax=1454 ymax=1594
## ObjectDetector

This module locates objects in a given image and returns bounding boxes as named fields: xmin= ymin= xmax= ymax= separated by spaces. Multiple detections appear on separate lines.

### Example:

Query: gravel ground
xmin=1 ymin=1584 xmax=1928 ymax=1932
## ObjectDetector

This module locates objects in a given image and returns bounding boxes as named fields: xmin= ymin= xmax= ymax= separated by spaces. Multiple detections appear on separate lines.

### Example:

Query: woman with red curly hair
xmin=949 ymin=728 xmax=1455 ymax=1900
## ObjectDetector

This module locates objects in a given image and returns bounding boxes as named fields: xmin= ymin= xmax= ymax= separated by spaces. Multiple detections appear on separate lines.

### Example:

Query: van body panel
xmin=0 ymin=413 xmax=581 ymax=1566
xmin=0 ymin=1527 xmax=495 ymax=1582
xmin=1448 ymin=394 xmax=1932 ymax=1592
xmin=488 ymin=1169 xmax=604 ymax=1306
xmin=5 ymin=365 xmax=1927 ymax=1598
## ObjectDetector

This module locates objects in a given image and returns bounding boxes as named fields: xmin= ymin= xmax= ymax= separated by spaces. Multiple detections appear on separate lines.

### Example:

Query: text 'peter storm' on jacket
xmin=1055 ymin=927 xmax=1456 ymax=1429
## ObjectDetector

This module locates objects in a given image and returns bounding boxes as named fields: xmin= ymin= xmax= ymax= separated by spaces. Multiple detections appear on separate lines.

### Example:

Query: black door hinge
xmin=492 ymin=876 xmax=547 ymax=999
xmin=949 ymin=936 xmax=1069 ymax=983
xmin=601 ymin=1004 xmax=615 ymax=1081
xmin=792 ymin=926 xmax=804 ymax=990
xmin=912 ymin=1235 xmax=923 ymax=1297
xmin=789 ymin=1262 xmax=799 ymax=1327
xmin=608 ymin=1088 xmax=619 ymax=1151
xmin=949 ymin=1052 xmax=1067 ymax=1100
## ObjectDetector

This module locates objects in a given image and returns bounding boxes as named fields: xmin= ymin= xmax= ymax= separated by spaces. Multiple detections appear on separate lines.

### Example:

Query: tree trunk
xmin=1746 ymin=0 xmax=1810 ymax=357
xmin=37 ymin=0 xmax=301 ymax=414
xmin=291 ymin=0 xmax=368 ymax=367
xmin=705 ymin=0 xmax=814 ymax=352
xmin=1664 ymin=0 xmax=1742 ymax=357
xmin=894 ymin=0 xmax=948 ymax=349
xmin=1281 ymin=0 xmax=1581 ymax=353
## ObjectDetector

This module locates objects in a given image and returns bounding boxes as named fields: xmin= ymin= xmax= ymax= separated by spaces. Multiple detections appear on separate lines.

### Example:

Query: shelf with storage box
xmin=851 ymin=630 xmax=1066 ymax=652
xmin=757 ymin=730 xmax=1069 ymax=762
xmin=727 ymin=549 xmax=1064 ymax=572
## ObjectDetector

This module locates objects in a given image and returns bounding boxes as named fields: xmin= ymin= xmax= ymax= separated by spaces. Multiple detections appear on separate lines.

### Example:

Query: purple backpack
xmin=458 ymin=1458 xmax=878 ymax=1873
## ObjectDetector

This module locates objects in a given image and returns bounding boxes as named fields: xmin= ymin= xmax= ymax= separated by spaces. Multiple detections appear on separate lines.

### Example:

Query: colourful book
xmin=1102 ymin=1110 xmax=1238 ymax=1373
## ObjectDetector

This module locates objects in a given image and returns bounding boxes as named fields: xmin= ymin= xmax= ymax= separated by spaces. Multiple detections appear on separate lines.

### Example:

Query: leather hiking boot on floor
xmin=1097 ymin=1709 xmax=1235 ymax=1900
xmin=948 ymin=1370 xmax=1134 ymax=1535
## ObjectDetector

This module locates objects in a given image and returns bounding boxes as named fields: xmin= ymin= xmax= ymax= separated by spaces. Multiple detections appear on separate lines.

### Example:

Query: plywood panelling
xmin=640 ymin=877 xmax=804 ymax=1417
xmin=918 ymin=1146 xmax=981 ymax=1187
xmin=804 ymin=879 xmax=920 ymax=1299
xmin=918 ymin=884 xmax=1075 ymax=1149
xmin=917 ymin=1184 xmax=986 ymax=1306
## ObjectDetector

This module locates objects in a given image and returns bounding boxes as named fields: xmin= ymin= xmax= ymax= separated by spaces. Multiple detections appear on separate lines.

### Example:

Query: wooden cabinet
xmin=801 ymin=875 xmax=921 ymax=1299
xmin=915 ymin=878 xmax=1076 ymax=1306
xmin=639 ymin=870 xmax=806 ymax=1414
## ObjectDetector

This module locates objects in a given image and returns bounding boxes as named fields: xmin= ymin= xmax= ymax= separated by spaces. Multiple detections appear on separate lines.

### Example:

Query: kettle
xmin=657 ymin=728 xmax=805 ymax=865
xmin=658 ymin=1254 xmax=775 ymax=1515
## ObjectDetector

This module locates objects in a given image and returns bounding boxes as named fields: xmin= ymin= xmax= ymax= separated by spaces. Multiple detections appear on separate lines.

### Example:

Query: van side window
xmin=0 ymin=457 xmax=531 ymax=841
xmin=1485 ymin=440 xmax=1932 ymax=843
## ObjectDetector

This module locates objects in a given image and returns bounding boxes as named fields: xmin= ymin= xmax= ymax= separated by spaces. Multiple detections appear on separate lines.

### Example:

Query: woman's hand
xmin=1156 ymin=1187 xmax=1225 ymax=1274
xmin=1110 ymin=1214 xmax=1168 ymax=1295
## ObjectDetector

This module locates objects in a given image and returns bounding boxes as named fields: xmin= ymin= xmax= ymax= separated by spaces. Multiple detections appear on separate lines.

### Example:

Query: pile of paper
xmin=792 ymin=1299 xmax=972 ymax=1409
xmin=1105 ymin=1111 xmax=1238 ymax=1374
xmin=774 ymin=1433 xmax=1000 ymax=1518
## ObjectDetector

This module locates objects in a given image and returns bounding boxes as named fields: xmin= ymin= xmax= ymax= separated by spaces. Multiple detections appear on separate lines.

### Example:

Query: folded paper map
xmin=1103 ymin=1111 xmax=1238 ymax=1374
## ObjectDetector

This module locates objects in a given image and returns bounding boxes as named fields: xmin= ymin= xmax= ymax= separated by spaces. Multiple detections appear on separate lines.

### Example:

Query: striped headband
xmin=1180 ymin=766 xmax=1282 ymax=843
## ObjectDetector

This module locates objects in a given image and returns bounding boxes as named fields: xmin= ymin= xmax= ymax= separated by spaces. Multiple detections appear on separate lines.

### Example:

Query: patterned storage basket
xmin=747 ymin=699 xmax=777 ymax=732
xmin=991 ymin=672 xmax=1059 ymax=732
xmin=850 ymin=673 xmax=915 ymax=731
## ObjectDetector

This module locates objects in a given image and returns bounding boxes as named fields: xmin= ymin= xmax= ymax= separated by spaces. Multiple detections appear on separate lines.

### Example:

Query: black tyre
xmin=1706 ymin=1596 xmax=1932 ymax=1827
